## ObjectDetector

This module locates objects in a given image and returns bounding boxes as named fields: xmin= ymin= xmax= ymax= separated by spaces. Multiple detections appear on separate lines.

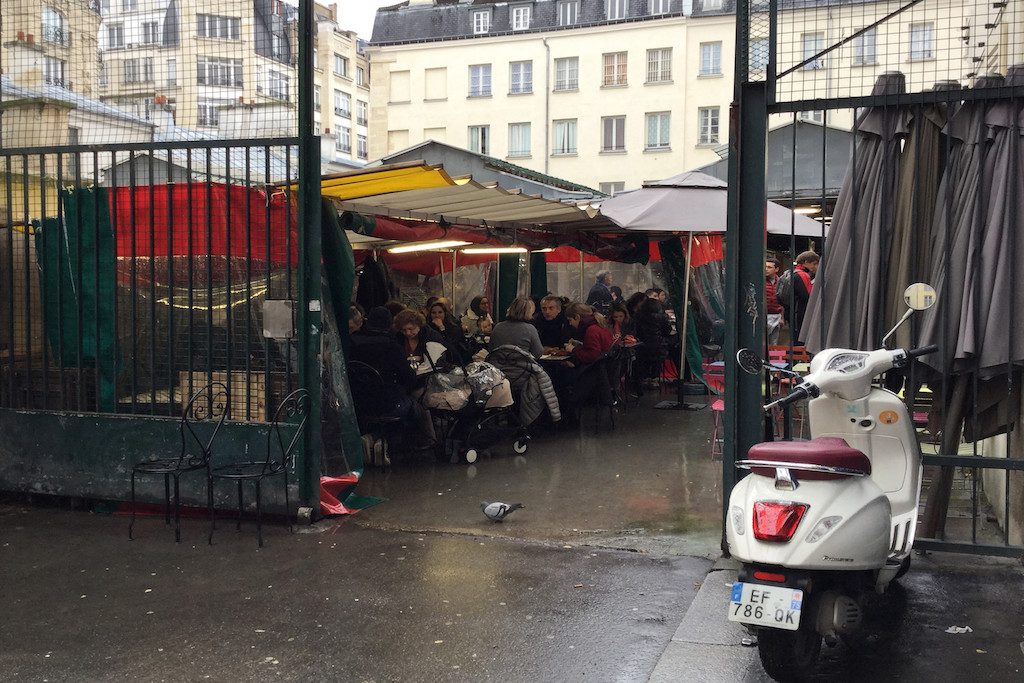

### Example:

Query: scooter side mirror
xmin=736 ymin=349 xmax=763 ymax=375
xmin=904 ymin=283 xmax=937 ymax=311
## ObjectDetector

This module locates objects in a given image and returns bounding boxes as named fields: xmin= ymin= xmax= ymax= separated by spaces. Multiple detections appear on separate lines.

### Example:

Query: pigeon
xmin=481 ymin=501 xmax=524 ymax=522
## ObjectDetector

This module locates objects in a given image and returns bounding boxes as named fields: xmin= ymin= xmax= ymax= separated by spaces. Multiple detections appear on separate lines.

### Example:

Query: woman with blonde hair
xmin=488 ymin=296 xmax=544 ymax=358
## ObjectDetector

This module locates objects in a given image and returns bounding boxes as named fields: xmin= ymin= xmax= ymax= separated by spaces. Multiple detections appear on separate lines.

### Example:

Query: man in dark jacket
xmin=585 ymin=271 xmax=614 ymax=314
xmin=350 ymin=307 xmax=417 ymax=412
xmin=781 ymin=251 xmax=818 ymax=345
xmin=533 ymin=295 xmax=572 ymax=351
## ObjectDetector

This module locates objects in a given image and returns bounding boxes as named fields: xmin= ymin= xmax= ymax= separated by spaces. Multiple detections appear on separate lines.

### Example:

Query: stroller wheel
xmin=512 ymin=439 xmax=529 ymax=454
xmin=465 ymin=449 xmax=479 ymax=464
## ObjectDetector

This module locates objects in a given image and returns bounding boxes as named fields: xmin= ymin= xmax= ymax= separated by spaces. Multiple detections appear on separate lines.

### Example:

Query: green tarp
xmin=658 ymin=237 xmax=705 ymax=386
xmin=35 ymin=188 xmax=119 ymax=412
xmin=495 ymin=253 xmax=520 ymax=322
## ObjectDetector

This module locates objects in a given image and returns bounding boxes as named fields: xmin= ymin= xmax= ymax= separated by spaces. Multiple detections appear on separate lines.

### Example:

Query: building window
xmin=469 ymin=125 xmax=490 ymax=154
xmin=357 ymin=134 xmax=368 ymax=159
xmin=469 ymin=64 xmax=492 ymax=97
xmin=197 ymin=99 xmax=220 ymax=127
xmin=648 ymin=0 xmax=670 ymax=14
xmin=98 ymin=61 xmax=109 ymax=86
xmin=314 ymin=86 xmax=321 ymax=111
xmin=646 ymin=48 xmax=672 ymax=82
xmin=512 ymin=5 xmax=531 ymax=31
xmin=197 ymin=15 xmax=241 ymax=40
xmin=356 ymin=100 xmax=368 ymax=125
xmin=799 ymin=110 xmax=824 ymax=123
xmin=698 ymin=107 xmax=719 ymax=145
xmin=601 ymin=116 xmax=626 ymax=152
xmin=334 ymin=90 xmax=351 ymax=117
xmin=43 ymin=56 xmax=67 ymax=87
xmin=123 ymin=58 xmax=152 ymax=83
xmin=141 ymin=21 xmax=159 ymax=44
xmin=645 ymin=111 xmax=671 ymax=149
xmin=473 ymin=10 xmax=491 ymax=34
xmin=509 ymin=122 xmax=531 ymax=156
xmin=602 ymin=52 xmax=627 ymax=86
xmin=552 ymin=119 xmax=577 ymax=154
xmin=554 ymin=57 xmax=579 ymax=91
xmin=606 ymin=0 xmax=627 ymax=20
xmin=703 ymin=0 xmax=722 ymax=9
xmin=749 ymin=37 xmax=769 ymax=72
xmin=197 ymin=57 xmax=243 ymax=87
xmin=909 ymin=22 xmax=933 ymax=60
xmin=558 ymin=0 xmax=580 ymax=26
xmin=336 ymin=126 xmax=352 ymax=153
xmin=600 ymin=181 xmax=626 ymax=195
xmin=314 ymin=122 xmax=320 ymax=136
xmin=699 ymin=42 xmax=722 ymax=76
xmin=107 ymin=23 xmax=124 ymax=48
xmin=166 ymin=58 xmax=176 ymax=86
xmin=313 ymin=50 xmax=319 ymax=70
xmin=268 ymin=71 xmax=289 ymax=100
xmin=42 ymin=8 xmax=69 ymax=46
xmin=356 ymin=66 xmax=366 ymax=86
xmin=801 ymin=32 xmax=825 ymax=70
xmin=425 ymin=67 xmax=446 ymax=99
xmin=852 ymin=28 xmax=876 ymax=65
xmin=334 ymin=54 xmax=349 ymax=77
xmin=122 ymin=0 xmax=136 ymax=11
xmin=509 ymin=61 xmax=533 ymax=94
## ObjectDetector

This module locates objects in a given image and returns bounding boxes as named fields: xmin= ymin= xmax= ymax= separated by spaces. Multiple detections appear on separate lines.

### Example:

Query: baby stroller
xmin=421 ymin=357 xmax=530 ymax=464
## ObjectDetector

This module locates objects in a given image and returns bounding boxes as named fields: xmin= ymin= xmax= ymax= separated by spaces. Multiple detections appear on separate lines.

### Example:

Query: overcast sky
xmin=337 ymin=0 xmax=395 ymax=39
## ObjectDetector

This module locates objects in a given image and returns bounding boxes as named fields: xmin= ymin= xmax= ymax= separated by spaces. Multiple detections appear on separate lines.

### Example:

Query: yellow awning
xmin=317 ymin=161 xmax=456 ymax=201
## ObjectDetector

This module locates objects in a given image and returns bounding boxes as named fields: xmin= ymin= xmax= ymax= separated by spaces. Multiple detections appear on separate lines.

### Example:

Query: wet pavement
xmin=653 ymin=553 xmax=1024 ymax=682
xmin=353 ymin=393 xmax=723 ymax=556
xmin=0 ymin=504 xmax=709 ymax=682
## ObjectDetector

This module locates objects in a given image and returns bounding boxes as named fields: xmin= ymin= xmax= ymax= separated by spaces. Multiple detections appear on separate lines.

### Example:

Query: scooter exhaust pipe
xmin=816 ymin=592 xmax=863 ymax=641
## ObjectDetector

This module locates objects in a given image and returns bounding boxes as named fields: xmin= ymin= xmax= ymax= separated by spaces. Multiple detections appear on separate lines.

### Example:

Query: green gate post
xmin=723 ymin=0 xmax=768 ymax=552
xmin=297 ymin=0 xmax=322 ymax=511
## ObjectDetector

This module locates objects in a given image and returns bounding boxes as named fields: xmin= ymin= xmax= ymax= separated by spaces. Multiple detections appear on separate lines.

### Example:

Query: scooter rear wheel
xmin=757 ymin=621 xmax=821 ymax=682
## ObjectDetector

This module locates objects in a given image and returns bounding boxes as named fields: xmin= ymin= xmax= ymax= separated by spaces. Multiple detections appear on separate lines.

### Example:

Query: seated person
xmin=533 ymin=295 xmax=572 ymax=351
xmin=467 ymin=316 xmax=493 ymax=358
xmin=348 ymin=304 xmax=365 ymax=335
xmin=635 ymin=297 xmax=672 ymax=382
xmin=556 ymin=303 xmax=616 ymax=410
xmin=427 ymin=299 xmax=469 ymax=364
xmin=489 ymin=296 xmax=544 ymax=358
xmin=350 ymin=307 xmax=417 ymax=425
xmin=461 ymin=295 xmax=493 ymax=337
xmin=608 ymin=303 xmax=635 ymax=344
xmin=394 ymin=308 xmax=449 ymax=370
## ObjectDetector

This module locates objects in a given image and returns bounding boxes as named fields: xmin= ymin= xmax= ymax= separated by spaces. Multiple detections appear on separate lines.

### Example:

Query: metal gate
xmin=724 ymin=0 xmax=1024 ymax=557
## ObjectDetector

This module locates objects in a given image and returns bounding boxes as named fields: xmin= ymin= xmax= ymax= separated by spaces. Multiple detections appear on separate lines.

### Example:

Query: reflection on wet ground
xmin=354 ymin=392 xmax=724 ymax=555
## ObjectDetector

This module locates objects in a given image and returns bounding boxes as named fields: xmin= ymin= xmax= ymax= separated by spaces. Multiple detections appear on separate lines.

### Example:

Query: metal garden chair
xmin=129 ymin=382 xmax=229 ymax=543
xmin=208 ymin=388 xmax=310 ymax=547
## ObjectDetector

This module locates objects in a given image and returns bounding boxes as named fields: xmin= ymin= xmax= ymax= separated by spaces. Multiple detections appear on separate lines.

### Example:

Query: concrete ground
xmin=0 ymin=504 xmax=709 ymax=682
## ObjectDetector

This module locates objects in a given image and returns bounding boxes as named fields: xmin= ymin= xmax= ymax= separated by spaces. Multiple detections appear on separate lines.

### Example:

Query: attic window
xmin=473 ymin=10 xmax=491 ymax=35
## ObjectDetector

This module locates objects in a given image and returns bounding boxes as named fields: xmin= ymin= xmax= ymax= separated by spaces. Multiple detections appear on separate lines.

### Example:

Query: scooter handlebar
xmin=906 ymin=344 xmax=938 ymax=359
xmin=763 ymin=382 xmax=816 ymax=413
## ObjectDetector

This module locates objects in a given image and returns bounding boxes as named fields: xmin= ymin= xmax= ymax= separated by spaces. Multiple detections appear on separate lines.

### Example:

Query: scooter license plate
xmin=727 ymin=582 xmax=802 ymax=631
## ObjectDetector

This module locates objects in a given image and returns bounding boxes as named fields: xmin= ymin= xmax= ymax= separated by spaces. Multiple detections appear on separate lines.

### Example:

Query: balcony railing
xmin=43 ymin=26 xmax=72 ymax=46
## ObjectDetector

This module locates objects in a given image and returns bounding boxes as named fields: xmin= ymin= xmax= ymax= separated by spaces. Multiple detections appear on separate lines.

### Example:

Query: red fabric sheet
xmin=109 ymin=183 xmax=297 ymax=266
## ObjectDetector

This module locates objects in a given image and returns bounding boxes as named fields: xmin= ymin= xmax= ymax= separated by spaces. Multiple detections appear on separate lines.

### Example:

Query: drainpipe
xmin=543 ymin=37 xmax=551 ymax=175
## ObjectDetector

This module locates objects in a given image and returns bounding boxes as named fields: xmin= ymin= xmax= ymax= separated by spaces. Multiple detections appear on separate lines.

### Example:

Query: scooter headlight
xmin=805 ymin=515 xmax=843 ymax=543
xmin=730 ymin=505 xmax=745 ymax=536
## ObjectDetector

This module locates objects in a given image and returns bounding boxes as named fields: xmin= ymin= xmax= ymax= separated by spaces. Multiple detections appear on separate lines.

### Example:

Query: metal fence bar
xmin=3 ymin=158 xmax=13 ymax=408
xmin=38 ymin=154 xmax=49 ymax=410
xmin=20 ymin=155 xmax=32 ymax=409
xmin=245 ymin=147 xmax=253 ymax=422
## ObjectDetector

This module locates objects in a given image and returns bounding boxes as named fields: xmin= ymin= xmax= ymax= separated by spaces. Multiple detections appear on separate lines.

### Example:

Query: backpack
xmin=775 ymin=269 xmax=794 ymax=307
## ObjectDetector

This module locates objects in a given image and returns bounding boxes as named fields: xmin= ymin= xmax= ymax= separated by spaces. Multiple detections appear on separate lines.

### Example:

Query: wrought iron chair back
xmin=347 ymin=361 xmax=390 ymax=422
xmin=178 ymin=382 xmax=230 ymax=469
xmin=263 ymin=389 xmax=310 ymax=475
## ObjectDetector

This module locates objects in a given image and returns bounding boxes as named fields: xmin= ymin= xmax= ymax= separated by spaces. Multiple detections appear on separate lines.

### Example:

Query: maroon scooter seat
xmin=745 ymin=437 xmax=871 ymax=480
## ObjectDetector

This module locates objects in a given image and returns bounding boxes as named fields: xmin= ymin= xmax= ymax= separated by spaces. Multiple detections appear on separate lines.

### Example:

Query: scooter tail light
xmin=752 ymin=571 xmax=787 ymax=583
xmin=752 ymin=501 xmax=809 ymax=542
xmin=805 ymin=515 xmax=843 ymax=543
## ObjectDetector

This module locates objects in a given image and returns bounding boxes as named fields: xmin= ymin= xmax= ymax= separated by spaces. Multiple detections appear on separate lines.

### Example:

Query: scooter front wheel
xmin=757 ymin=621 xmax=821 ymax=682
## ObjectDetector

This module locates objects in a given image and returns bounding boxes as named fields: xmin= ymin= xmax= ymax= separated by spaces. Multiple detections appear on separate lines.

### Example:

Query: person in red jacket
xmin=765 ymin=257 xmax=784 ymax=345
xmin=557 ymin=302 xmax=616 ymax=413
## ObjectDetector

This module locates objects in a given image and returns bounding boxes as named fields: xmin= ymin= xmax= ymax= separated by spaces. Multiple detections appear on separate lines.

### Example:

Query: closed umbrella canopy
xmin=802 ymin=72 xmax=909 ymax=352
xmin=600 ymin=171 xmax=824 ymax=235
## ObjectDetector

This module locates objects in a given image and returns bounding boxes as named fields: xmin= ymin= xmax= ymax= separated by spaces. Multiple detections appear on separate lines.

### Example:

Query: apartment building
xmin=312 ymin=2 xmax=371 ymax=168
xmin=0 ymin=0 xmax=103 ymax=98
xmin=96 ymin=0 xmax=297 ymax=132
xmin=367 ymin=0 xmax=1022 ymax=192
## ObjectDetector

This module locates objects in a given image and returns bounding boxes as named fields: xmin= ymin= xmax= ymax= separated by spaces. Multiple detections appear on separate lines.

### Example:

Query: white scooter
xmin=725 ymin=283 xmax=937 ymax=681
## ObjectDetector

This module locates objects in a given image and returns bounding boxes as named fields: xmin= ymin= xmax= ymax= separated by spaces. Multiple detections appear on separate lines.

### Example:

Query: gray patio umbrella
xmin=882 ymin=81 xmax=960 ymax=350
xmin=914 ymin=72 xmax=1009 ymax=538
xmin=802 ymin=72 xmax=909 ymax=352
